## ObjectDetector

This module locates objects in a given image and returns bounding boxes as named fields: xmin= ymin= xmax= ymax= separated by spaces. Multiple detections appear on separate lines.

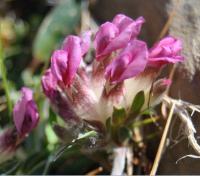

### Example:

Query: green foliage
xmin=117 ymin=126 xmax=132 ymax=144
xmin=112 ymin=107 xmax=126 ymax=125
xmin=131 ymin=90 xmax=145 ymax=114
xmin=130 ymin=116 xmax=159 ymax=128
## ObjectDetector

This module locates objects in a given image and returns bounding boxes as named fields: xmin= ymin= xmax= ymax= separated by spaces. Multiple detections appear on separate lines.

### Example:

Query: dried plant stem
xmin=188 ymin=135 xmax=200 ymax=155
xmin=163 ymin=95 xmax=200 ymax=160
xmin=86 ymin=166 xmax=103 ymax=176
xmin=157 ymin=0 xmax=180 ymax=40
xmin=150 ymin=103 xmax=175 ymax=176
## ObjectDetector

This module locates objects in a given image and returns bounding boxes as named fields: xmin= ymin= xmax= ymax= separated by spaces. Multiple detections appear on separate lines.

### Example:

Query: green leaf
xmin=52 ymin=130 xmax=98 ymax=161
xmin=33 ymin=0 xmax=81 ymax=61
xmin=49 ymin=108 xmax=58 ymax=125
xmin=130 ymin=116 xmax=159 ymax=129
xmin=118 ymin=126 xmax=132 ymax=144
xmin=45 ymin=124 xmax=58 ymax=147
xmin=140 ymin=108 xmax=156 ymax=116
xmin=112 ymin=107 xmax=126 ymax=125
xmin=77 ymin=130 xmax=97 ymax=140
xmin=131 ymin=91 xmax=145 ymax=114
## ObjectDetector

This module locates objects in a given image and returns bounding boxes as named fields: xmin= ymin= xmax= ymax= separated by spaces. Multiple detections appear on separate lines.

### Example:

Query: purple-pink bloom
xmin=105 ymin=39 xmax=148 ymax=83
xmin=80 ymin=31 xmax=91 ymax=56
xmin=51 ymin=35 xmax=87 ymax=86
xmin=51 ymin=50 xmax=68 ymax=85
xmin=13 ymin=87 xmax=39 ymax=137
xmin=41 ymin=69 xmax=57 ymax=99
xmin=61 ymin=35 xmax=82 ymax=85
xmin=148 ymin=36 xmax=184 ymax=67
xmin=94 ymin=14 xmax=145 ymax=60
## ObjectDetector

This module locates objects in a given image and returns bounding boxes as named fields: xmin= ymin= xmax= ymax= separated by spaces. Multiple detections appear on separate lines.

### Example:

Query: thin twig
xmin=86 ymin=166 xmax=103 ymax=176
xmin=157 ymin=0 xmax=180 ymax=40
xmin=150 ymin=102 xmax=175 ymax=176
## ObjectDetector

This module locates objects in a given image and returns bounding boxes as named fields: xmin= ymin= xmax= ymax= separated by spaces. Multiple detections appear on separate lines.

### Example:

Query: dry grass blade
xmin=150 ymin=102 xmax=175 ymax=176
xmin=86 ymin=167 xmax=103 ymax=176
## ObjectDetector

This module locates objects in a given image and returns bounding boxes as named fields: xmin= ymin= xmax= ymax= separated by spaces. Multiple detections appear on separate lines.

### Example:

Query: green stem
xmin=0 ymin=24 xmax=12 ymax=117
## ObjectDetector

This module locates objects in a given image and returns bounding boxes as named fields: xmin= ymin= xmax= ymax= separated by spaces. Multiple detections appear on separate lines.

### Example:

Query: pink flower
xmin=94 ymin=14 xmax=145 ymax=60
xmin=51 ymin=50 xmax=69 ymax=85
xmin=41 ymin=69 xmax=57 ymax=99
xmin=80 ymin=31 xmax=92 ymax=55
xmin=51 ymin=33 xmax=91 ymax=87
xmin=105 ymin=39 xmax=148 ymax=83
xmin=148 ymin=36 xmax=184 ymax=67
xmin=13 ymin=87 xmax=39 ymax=137
xmin=62 ymin=32 xmax=91 ymax=56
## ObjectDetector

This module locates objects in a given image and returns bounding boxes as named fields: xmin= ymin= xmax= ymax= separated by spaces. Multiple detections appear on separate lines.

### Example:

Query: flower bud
xmin=13 ymin=87 xmax=39 ymax=137
xmin=150 ymin=78 xmax=172 ymax=106
xmin=41 ymin=69 xmax=57 ymax=100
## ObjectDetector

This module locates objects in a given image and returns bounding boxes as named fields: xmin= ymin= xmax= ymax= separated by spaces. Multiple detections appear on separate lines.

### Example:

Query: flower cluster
xmin=41 ymin=14 xmax=184 ymax=143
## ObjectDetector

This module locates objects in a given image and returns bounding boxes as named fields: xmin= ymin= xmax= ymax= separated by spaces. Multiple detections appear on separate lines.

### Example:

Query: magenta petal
xmin=101 ymin=25 xmax=133 ymax=57
xmin=94 ymin=22 xmax=119 ymax=60
xmin=41 ymin=69 xmax=57 ymax=99
xmin=103 ymin=16 xmax=145 ymax=56
xmin=80 ymin=31 xmax=91 ymax=56
xmin=51 ymin=50 xmax=68 ymax=83
xmin=13 ymin=87 xmax=39 ymax=136
xmin=148 ymin=36 xmax=184 ymax=67
xmin=94 ymin=14 xmax=145 ymax=60
xmin=105 ymin=54 xmax=130 ymax=82
xmin=13 ymin=98 xmax=25 ymax=134
xmin=112 ymin=14 xmax=145 ymax=38
xmin=105 ymin=39 xmax=148 ymax=83
xmin=21 ymin=100 xmax=39 ymax=135
xmin=62 ymin=35 xmax=82 ymax=85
